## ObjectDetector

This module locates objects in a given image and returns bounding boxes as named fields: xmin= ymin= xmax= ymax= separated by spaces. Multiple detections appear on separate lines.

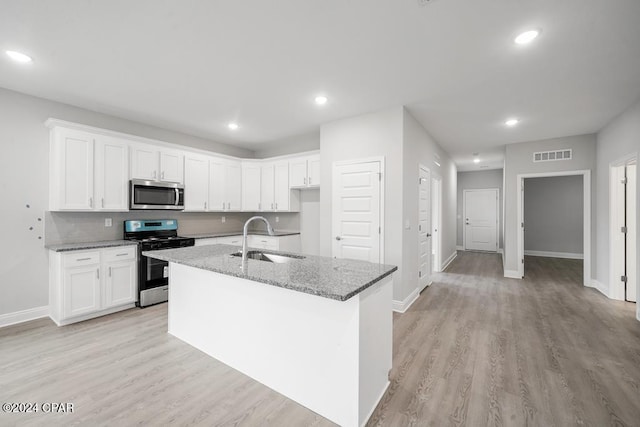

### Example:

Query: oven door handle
xmin=175 ymin=188 xmax=180 ymax=206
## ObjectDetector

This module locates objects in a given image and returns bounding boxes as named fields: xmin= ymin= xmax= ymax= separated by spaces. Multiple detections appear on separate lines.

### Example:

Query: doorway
xmin=516 ymin=170 xmax=591 ymax=286
xmin=610 ymin=156 xmax=637 ymax=302
xmin=431 ymin=175 xmax=442 ymax=273
xmin=463 ymin=189 xmax=499 ymax=252
xmin=332 ymin=158 xmax=384 ymax=263
xmin=418 ymin=165 xmax=431 ymax=290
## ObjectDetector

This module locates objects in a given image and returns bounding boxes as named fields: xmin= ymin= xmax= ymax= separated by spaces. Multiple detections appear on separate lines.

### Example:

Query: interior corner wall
xmin=523 ymin=175 xmax=584 ymax=255
xmin=402 ymin=109 xmax=457 ymax=302
xmin=0 ymin=87 xmax=253 ymax=318
xmin=457 ymin=169 xmax=504 ymax=249
xmin=503 ymin=134 xmax=597 ymax=275
xmin=595 ymin=98 xmax=640 ymax=309
xmin=319 ymin=106 xmax=405 ymax=300
xmin=253 ymin=131 xmax=320 ymax=159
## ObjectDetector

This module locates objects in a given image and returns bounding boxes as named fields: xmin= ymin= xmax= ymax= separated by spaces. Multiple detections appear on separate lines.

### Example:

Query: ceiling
xmin=2 ymin=0 xmax=640 ymax=171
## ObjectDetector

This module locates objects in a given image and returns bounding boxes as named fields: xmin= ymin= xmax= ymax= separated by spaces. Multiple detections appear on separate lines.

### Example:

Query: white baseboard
xmin=456 ymin=245 xmax=464 ymax=251
xmin=0 ymin=306 xmax=49 ymax=328
xmin=392 ymin=287 xmax=420 ymax=313
xmin=504 ymin=270 xmax=521 ymax=279
xmin=587 ymin=279 xmax=609 ymax=298
xmin=524 ymin=250 xmax=583 ymax=260
xmin=441 ymin=251 xmax=457 ymax=271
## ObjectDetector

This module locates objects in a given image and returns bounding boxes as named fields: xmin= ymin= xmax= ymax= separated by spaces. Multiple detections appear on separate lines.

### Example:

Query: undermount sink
xmin=231 ymin=250 xmax=305 ymax=264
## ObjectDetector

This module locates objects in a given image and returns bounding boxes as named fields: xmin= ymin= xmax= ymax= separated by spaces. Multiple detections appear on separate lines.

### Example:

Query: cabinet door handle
xmin=271 ymin=203 xmax=274 ymax=210
xmin=204 ymin=201 xmax=207 ymax=210
xmin=275 ymin=202 xmax=278 ymax=210
xmin=89 ymin=197 xmax=93 ymax=208
xmin=227 ymin=202 xmax=230 ymax=210
xmin=153 ymin=170 xmax=157 ymax=179
xmin=109 ymin=266 xmax=112 ymax=277
xmin=76 ymin=257 xmax=91 ymax=261
xmin=259 ymin=202 xmax=261 ymax=211
xmin=101 ymin=198 xmax=104 ymax=208
xmin=222 ymin=201 xmax=225 ymax=210
xmin=304 ymin=177 xmax=307 ymax=185
xmin=161 ymin=171 xmax=165 ymax=180
xmin=335 ymin=236 xmax=342 ymax=241
xmin=96 ymin=269 xmax=100 ymax=279
xmin=115 ymin=253 xmax=128 ymax=257
xmin=309 ymin=177 xmax=312 ymax=185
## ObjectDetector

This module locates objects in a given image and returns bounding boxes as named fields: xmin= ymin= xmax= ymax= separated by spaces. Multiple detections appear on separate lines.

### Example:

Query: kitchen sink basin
xmin=231 ymin=250 xmax=305 ymax=264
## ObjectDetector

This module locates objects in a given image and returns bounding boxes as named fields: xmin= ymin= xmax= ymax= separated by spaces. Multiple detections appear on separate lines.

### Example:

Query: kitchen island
xmin=144 ymin=244 xmax=397 ymax=427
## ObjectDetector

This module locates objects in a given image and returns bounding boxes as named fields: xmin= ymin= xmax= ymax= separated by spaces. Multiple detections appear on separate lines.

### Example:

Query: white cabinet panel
xmin=242 ymin=163 xmax=261 ymax=211
xmin=131 ymin=143 xmax=158 ymax=181
xmin=63 ymin=264 xmax=101 ymax=318
xmin=184 ymin=154 xmax=209 ymax=211
xmin=308 ymin=155 xmax=320 ymax=187
xmin=95 ymin=136 xmax=129 ymax=211
xmin=226 ymin=160 xmax=242 ymax=211
xmin=209 ymin=158 xmax=226 ymax=211
xmin=261 ymin=164 xmax=275 ymax=211
xmin=289 ymin=158 xmax=308 ymax=188
xmin=104 ymin=260 xmax=136 ymax=308
xmin=160 ymin=150 xmax=184 ymax=183
xmin=52 ymin=128 xmax=95 ymax=210
xmin=274 ymin=162 xmax=292 ymax=211
xmin=217 ymin=235 xmax=243 ymax=245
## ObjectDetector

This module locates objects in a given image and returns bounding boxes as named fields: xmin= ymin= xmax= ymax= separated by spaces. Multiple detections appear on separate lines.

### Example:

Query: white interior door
xmin=419 ymin=167 xmax=431 ymax=290
xmin=464 ymin=189 xmax=498 ymax=252
xmin=612 ymin=164 xmax=627 ymax=301
xmin=627 ymin=162 xmax=637 ymax=302
xmin=332 ymin=161 xmax=381 ymax=263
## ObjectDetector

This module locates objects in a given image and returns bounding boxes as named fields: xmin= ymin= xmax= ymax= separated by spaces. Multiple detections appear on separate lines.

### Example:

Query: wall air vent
xmin=533 ymin=149 xmax=572 ymax=163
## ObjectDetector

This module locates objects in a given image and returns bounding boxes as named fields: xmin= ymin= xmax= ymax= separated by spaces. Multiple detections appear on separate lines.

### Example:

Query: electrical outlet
xmin=221 ymin=216 xmax=226 ymax=223
xmin=105 ymin=218 xmax=112 ymax=227
xmin=275 ymin=216 xmax=279 ymax=223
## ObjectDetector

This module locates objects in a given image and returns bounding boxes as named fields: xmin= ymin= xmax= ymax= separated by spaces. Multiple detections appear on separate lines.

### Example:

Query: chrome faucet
xmin=241 ymin=216 xmax=275 ymax=272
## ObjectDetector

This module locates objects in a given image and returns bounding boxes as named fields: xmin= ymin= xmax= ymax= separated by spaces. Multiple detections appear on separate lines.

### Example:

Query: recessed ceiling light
xmin=314 ymin=95 xmax=328 ymax=105
xmin=228 ymin=122 xmax=239 ymax=130
xmin=514 ymin=30 xmax=540 ymax=45
xmin=473 ymin=158 xmax=480 ymax=164
xmin=505 ymin=118 xmax=519 ymax=127
xmin=6 ymin=50 xmax=33 ymax=63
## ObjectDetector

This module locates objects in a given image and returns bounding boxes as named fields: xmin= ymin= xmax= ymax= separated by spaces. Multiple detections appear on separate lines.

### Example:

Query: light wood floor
xmin=1 ymin=251 xmax=638 ymax=426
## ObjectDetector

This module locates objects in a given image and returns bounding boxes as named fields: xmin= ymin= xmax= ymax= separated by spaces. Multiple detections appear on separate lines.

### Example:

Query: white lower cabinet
xmin=50 ymin=246 xmax=137 ymax=326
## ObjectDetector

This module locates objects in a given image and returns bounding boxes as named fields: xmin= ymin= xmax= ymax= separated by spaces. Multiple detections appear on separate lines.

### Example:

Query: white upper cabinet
xmin=275 ymin=161 xmax=298 ymax=211
xmin=159 ymin=150 xmax=184 ymax=183
xmin=95 ymin=136 xmax=129 ymax=211
xmin=49 ymin=127 xmax=129 ymax=211
xmin=131 ymin=143 xmax=184 ymax=183
xmin=289 ymin=154 xmax=320 ymax=188
xmin=242 ymin=162 xmax=262 ymax=211
xmin=261 ymin=163 xmax=275 ymax=211
xmin=209 ymin=158 xmax=242 ymax=211
xmin=184 ymin=154 xmax=210 ymax=211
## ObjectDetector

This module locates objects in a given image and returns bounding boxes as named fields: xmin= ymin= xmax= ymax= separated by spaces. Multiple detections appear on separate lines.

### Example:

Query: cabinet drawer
xmin=217 ymin=236 xmax=242 ymax=245
xmin=63 ymin=251 xmax=100 ymax=268
xmin=103 ymin=246 xmax=137 ymax=262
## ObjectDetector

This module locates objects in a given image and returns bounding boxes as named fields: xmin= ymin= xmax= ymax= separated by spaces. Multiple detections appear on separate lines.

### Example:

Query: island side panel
xmin=167 ymin=262 xmax=362 ymax=427
xmin=358 ymin=275 xmax=393 ymax=425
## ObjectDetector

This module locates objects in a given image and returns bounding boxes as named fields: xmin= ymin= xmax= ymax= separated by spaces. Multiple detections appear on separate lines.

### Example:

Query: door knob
xmin=427 ymin=233 xmax=432 ymax=237
xmin=335 ymin=236 xmax=342 ymax=241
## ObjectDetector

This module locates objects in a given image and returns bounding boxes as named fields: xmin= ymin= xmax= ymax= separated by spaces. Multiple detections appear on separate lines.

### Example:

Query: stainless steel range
xmin=124 ymin=219 xmax=195 ymax=307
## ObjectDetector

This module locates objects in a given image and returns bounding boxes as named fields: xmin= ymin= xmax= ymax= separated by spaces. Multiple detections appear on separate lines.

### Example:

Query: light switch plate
xmin=105 ymin=218 xmax=112 ymax=227
xmin=275 ymin=216 xmax=279 ymax=223
xmin=221 ymin=216 xmax=226 ymax=223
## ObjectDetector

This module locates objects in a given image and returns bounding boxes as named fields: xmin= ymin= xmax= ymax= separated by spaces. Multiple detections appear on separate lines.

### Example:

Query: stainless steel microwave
xmin=130 ymin=179 xmax=185 ymax=210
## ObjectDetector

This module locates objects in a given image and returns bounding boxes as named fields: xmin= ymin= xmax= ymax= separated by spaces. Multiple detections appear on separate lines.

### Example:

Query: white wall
xmin=595 ymin=98 xmax=640 ymax=316
xmin=253 ymin=131 xmax=320 ymax=159
xmin=524 ymin=175 xmax=584 ymax=255
xmin=319 ymin=106 xmax=456 ymax=305
xmin=503 ymin=134 xmax=597 ymax=275
xmin=0 ymin=87 xmax=253 ymax=318
xmin=402 ymin=109 xmax=457 ymax=301
xmin=457 ymin=169 xmax=503 ymax=248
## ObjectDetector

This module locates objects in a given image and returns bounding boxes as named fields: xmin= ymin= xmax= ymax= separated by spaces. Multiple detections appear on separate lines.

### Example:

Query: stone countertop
xmin=143 ymin=244 xmax=397 ymax=302
xmin=46 ymin=240 xmax=139 ymax=252
xmin=183 ymin=230 xmax=300 ymax=239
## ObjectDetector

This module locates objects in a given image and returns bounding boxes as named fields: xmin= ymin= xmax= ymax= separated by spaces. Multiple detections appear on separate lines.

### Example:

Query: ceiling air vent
xmin=533 ymin=149 xmax=572 ymax=163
